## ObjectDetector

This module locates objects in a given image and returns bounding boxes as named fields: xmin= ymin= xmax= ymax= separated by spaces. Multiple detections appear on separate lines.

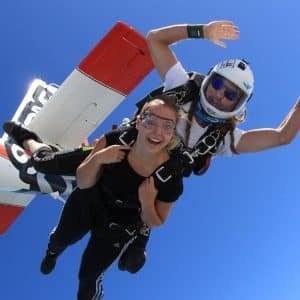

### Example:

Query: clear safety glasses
xmin=140 ymin=111 xmax=176 ymax=135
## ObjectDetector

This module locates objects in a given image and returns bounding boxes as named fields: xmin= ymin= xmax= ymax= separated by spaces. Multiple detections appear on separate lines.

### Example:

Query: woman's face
xmin=205 ymin=74 xmax=243 ymax=112
xmin=136 ymin=100 xmax=177 ymax=154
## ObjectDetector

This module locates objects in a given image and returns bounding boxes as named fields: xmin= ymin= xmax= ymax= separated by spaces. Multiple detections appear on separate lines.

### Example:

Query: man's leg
xmin=3 ymin=120 xmax=92 ymax=176
xmin=32 ymin=147 xmax=91 ymax=175
xmin=3 ymin=121 xmax=50 ymax=151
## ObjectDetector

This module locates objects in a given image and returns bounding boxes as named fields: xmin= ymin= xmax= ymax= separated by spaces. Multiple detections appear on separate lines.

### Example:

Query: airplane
xmin=0 ymin=21 xmax=154 ymax=236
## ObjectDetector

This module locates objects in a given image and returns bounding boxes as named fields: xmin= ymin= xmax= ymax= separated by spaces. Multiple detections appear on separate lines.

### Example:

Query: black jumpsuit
xmin=46 ymin=125 xmax=184 ymax=300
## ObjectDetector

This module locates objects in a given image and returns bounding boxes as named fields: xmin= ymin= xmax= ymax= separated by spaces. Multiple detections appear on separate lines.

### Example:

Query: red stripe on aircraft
xmin=0 ymin=204 xmax=24 ymax=235
xmin=0 ymin=144 xmax=8 ymax=159
xmin=79 ymin=21 xmax=154 ymax=95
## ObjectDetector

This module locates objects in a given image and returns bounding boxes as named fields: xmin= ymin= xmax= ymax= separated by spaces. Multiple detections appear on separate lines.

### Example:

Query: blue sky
xmin=1 ymin=1 xmax=300 ymax=299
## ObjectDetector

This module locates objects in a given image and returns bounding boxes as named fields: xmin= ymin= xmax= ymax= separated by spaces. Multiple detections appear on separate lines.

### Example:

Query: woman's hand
xmin=138 ymin=176 xmax=158 ymax=206
xmin=96 ymin=145 xmax=131 ymax=165
xmin=204 ymin=20 xmax=240 ymax=48
xmin=138 ymin=176 xmax=174 ymax=227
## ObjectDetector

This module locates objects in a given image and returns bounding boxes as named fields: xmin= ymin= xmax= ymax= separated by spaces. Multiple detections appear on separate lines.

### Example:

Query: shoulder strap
xmin=106 ymin=125 xmax=138 ymax=147
xmin=135 ymin=72 xmax=205 ymax=113
xmin=152 ymin=156 xmax=183 ymax=185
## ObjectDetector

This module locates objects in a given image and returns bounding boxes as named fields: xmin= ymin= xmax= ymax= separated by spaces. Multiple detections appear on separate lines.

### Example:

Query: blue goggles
xmin=210 ymin=75 xmax=240 ymax=102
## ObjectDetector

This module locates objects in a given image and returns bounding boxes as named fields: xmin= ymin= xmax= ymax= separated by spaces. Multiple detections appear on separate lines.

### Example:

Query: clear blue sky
xmin=1 ymin=1 xmax=300 ymax=299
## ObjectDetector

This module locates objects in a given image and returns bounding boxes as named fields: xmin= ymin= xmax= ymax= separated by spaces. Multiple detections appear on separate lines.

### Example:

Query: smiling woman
xmin=34 ymin=94 xmax=184 ymax=300
xmin=136 ymin=97 xmax=179 ymax=151
xmin=2 ymin=93 xmax=184 ymax=299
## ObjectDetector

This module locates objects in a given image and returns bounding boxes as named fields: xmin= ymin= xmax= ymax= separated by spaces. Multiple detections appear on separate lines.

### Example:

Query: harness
xmin=107 ymin=221 xmax=141 ymax=238
xmin=135 ymin=72 xmax=232 ymax=177
xmin=103 ymin=157 xmax=182 ymax=239
xmin=102 ymin=126 xmax=183 ymax=208
xmin=176 ymin=124 xmax=231 ymax=177
xmin=136 ymin=71 xmax=204 ymax=110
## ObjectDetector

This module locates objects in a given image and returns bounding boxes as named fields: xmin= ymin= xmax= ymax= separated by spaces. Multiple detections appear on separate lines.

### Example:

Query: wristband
xmin=187 ymin=25 xmax=204 ymax=38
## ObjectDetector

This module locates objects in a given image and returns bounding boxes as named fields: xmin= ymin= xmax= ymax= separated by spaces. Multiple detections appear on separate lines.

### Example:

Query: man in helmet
xmin=146 ymin=20 xmax=300 ymax=157
xmin=199 ymin=58 xmax=253 ymax=122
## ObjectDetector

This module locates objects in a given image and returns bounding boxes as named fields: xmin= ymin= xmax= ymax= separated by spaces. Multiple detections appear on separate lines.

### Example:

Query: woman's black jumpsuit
xmin=45 ymin=125 xmax=184 ymax=299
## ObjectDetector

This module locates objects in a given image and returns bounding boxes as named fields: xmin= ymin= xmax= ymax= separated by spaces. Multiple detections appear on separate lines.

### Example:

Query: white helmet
xmin=200 ymin=59 xmax=254 ymax=120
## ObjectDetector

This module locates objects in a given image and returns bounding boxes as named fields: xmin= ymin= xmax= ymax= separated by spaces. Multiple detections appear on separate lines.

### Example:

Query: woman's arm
xmin=236 ymin=98 xmax=300 ymax=153
xmin=76 ymin=135 xmax=130 ymax=188
xmin=138 ymin=176 xmax=174 ymax=227
xmin=76 ymin=135 xmax=106 ymax=188
xmin=146 ymin=20 xmax=240 ymax=80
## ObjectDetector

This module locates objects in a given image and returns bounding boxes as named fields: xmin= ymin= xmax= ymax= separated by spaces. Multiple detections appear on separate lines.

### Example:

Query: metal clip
xmin=155 ymin=166 xmax=172 ymax=183
xmin=182 ymin=151 xmax=194 ymax=165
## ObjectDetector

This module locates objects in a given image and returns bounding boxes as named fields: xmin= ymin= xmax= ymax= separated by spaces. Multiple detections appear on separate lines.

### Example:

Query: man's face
xmin=205 ymin=74 xmax=244 ymax=112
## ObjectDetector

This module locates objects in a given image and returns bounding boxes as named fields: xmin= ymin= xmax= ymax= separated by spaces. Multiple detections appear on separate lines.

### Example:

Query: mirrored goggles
xmin=140 ymin=112 xmax=176 ymax=135
xmin=210 ymin=75 xmax=240 ymax=102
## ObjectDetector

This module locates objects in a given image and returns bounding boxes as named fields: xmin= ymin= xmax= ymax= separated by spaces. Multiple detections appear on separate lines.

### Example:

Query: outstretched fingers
xmin=204 ymin=20 xmax=240 ymax=48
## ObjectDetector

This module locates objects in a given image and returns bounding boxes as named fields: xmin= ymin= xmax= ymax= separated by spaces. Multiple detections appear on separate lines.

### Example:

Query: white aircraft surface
xmin=0 ymin=21 xmax=153 ymax=235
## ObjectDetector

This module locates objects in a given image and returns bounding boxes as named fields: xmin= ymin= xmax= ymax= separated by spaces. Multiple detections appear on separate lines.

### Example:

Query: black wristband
xmin=187 ymin=25 xmax=204 ymax=39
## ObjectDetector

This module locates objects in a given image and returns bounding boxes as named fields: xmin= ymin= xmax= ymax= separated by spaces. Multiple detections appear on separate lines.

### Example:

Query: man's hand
xmin=204 ymin=20 xmax=240 ymax=48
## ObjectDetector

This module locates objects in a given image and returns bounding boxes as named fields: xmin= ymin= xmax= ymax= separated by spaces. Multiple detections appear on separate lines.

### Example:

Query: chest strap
xmin=176 ymin=125 xmax=230 ymax=176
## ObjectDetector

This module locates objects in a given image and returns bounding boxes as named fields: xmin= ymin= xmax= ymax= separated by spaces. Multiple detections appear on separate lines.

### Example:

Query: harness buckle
xmin=119 ymin=131 xmax=135 ymax=146
xmin=193 ymin=130 xmax=220 ymax=156
xmin=108 ymin=222 xmax=121 ymax=231
xmin=164 ymin=90 xmax=187 ymax=106
xmin=108 ymin=222 xmax=137 ymax=237
xmin=125 ymin=228 xmax=137 ymax=236
xmin=115 ymin=199 xmax=123 ymax=206
xmin=182 ymin=151 xmax=194 ymax=165
xmin=155 ymin=166 xmax=172 ymax=183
